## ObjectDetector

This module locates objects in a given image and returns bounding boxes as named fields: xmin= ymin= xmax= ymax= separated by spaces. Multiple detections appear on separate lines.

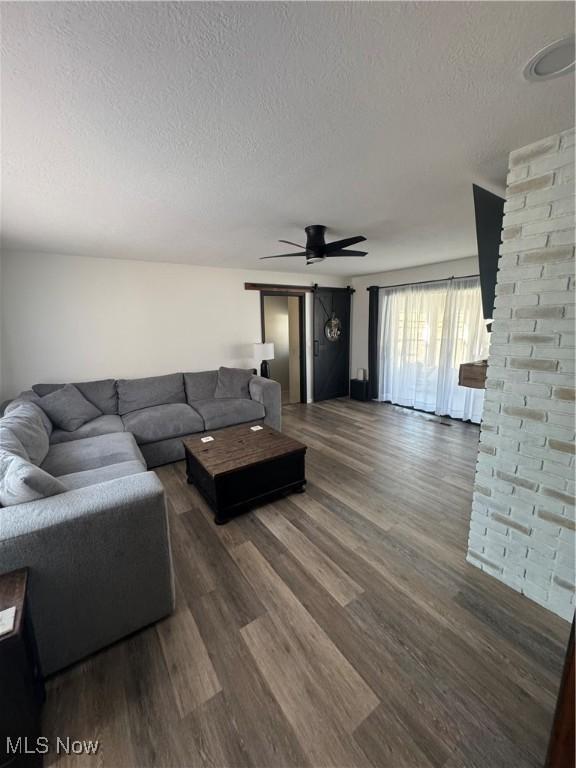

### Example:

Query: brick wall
xmin=467 ymin=128 xmax=575 ymax=621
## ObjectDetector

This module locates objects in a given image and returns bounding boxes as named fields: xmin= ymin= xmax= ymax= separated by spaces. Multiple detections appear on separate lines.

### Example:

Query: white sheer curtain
xmin=377 ymin=276 xmax=489 ymax=422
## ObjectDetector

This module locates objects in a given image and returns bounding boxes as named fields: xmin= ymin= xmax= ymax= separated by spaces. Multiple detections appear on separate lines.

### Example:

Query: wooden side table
xmin=0 ymin=569 xmax=45 ymax=768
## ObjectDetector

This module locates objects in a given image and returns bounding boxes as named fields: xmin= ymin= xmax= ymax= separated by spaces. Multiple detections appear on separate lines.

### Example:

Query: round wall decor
xmin=324 ymin=313 xmax=342 ymax=342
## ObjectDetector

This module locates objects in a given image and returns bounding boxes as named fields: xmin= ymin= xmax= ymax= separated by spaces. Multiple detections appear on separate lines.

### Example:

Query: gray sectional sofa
xmin=25 ymin=368 xmax=281 ymax=467
xmin=0 ymin=368 xmax=281 ymax=674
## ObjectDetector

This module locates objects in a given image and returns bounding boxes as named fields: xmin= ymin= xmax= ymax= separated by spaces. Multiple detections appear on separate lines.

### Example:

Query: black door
xmin=313 ymin=288 xmax=352 ymax=401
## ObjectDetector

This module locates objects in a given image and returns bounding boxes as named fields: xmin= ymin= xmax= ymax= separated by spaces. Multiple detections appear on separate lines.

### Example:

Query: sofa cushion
xmin=58 ymin=459 xmax=147 ymax=491
xmin=5 ymin=392 xmax=53 ymax=435
xmin=36 ymin=385 xmax=102 ymax=432
xmin=139 ymin=437 xmax=185 ymax=468
xmin=0 ymin=451 xmax=66 ymax=506
xmin=184 ymin=371 xmax=218 ymax=403
xmin=33 ymin=379 xmax=118 ymax=415
xmin=121 ymin=403 xmax=204 ymax=445
xmin=0 ymin=427 xmax=28 ymax=459
xmin=214 ymin=367 xmax=253 ymax=399
xmin=190 ymin=398 xmax=265 ymax=431
xmin=0 ymin=403 xmax=50 ymax=465
xmin=50 ymin=415 xmax=124 ymax=445
xmin=42 ymin=432 xmax=144 ymax=477
xmin=117 ymin=373 xmax=185 ymax=415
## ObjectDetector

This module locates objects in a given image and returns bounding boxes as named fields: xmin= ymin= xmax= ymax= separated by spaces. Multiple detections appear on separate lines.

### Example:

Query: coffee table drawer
xmin=217 ymin=451 xmax=305 ymax=510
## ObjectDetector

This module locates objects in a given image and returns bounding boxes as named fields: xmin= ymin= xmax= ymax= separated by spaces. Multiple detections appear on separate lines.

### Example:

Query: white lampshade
xmin=254 ymin=342 xmax=275 ymax=360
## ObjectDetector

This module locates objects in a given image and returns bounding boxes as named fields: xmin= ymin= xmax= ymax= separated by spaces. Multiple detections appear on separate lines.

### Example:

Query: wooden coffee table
xmin=182 ymin=423 xmax=306 ymax=524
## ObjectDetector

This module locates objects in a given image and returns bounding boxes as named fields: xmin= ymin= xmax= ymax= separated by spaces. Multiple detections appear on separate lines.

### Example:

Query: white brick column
xmin=467 ymin=128 xmax=575 ymax=621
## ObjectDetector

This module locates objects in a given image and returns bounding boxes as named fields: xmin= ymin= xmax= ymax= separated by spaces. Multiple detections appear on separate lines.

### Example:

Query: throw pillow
xmin=0 ymin=451 xmax=66 ymax=506
xmin=33 ymin=379 xmax=118 ymax=415
xmin=214 ymin=367 xmax=253 ymax=399
xmin=0 ymin=403 xmax=50 ymax=465
xmin=36 ymin=384 xmax=102 ymax=432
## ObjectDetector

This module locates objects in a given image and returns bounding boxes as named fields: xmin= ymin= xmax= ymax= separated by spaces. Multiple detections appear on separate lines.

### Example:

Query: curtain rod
xmin=366 ymin=274 xmax=480 ymax=291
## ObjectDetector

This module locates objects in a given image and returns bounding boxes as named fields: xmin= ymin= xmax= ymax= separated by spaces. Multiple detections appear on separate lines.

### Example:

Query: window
xmin=377 ymin=276 xmax=489 ymax=422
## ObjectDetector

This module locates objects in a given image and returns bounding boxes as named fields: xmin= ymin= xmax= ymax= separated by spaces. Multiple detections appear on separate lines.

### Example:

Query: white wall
xmin=0 ymin=252 xmax=345 ymax=399
xmin=350 ymin=256 xmax=479 ymax=377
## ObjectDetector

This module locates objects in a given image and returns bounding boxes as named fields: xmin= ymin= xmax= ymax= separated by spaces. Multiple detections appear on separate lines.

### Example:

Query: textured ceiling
xmin=1 ymin=1 xmax=574 ymax=276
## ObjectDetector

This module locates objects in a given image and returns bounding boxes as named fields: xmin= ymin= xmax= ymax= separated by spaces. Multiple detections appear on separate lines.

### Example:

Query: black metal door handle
xmin=314 ymin=340 xmax=319 ymax=357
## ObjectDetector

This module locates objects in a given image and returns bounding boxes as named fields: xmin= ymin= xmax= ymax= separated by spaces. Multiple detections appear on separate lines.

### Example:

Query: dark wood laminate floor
xmin=43 ymin=400 xmax=571 ymax=768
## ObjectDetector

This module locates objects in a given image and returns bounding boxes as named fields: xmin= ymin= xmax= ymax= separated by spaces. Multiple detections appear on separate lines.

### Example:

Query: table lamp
xmin=254 ymin=342 xmax=275 ymax=378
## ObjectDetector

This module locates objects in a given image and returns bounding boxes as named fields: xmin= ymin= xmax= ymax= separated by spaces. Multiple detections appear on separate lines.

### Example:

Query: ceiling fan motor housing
xmin=305 ymin=225 xmax=327 ymax=252
xmin=304 ymin=225 xmax=327 ymax=263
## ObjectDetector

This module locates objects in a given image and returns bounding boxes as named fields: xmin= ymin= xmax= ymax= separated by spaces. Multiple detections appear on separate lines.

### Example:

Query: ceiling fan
xmin=261 ymin=225 xmax=367 ymax=265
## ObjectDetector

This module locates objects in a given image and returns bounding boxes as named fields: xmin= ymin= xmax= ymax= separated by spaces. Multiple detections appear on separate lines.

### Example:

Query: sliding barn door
xmin=313 ymin=288 xmax=351 ymax=402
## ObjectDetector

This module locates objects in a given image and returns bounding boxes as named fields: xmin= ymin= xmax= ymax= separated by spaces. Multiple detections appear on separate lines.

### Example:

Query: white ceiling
xmin=1 ymin=1 xmax=574 ymax=277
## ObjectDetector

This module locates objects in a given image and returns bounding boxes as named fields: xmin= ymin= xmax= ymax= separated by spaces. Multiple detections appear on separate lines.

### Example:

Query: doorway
xmin=261 ymin=293 xmax=306 ymax=404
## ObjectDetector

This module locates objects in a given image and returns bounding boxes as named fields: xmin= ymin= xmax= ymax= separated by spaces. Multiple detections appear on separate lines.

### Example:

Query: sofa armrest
xmin=0 ymin=472 xmax=174 ymax=674
xmin=249 ymin=375 xmax=281 ymax=431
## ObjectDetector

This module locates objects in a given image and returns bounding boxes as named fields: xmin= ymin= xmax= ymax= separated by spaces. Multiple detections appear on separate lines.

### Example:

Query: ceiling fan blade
xmin=325 ymin=250 xmax=367 ymax=257
xmin=324 ymin=236 xmax=367 ymax=253
xmin=260 ymin=251 xmax=308 ymax=259
xmin=278 ymin=239 xmax=306 ymax=249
